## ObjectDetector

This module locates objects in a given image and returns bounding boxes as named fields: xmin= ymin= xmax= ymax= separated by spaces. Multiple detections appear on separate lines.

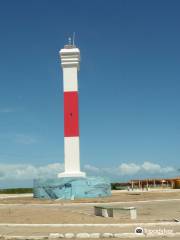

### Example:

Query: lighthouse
xmin=58 ymin=38 xmax=86 ymax=178
xmin=33 ymin=39 xmax=111 ymax=200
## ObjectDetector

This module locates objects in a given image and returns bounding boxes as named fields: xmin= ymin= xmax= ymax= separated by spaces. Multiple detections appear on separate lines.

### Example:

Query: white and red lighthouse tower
xmin=58 ymin=39 xmax=86 ymax=178
xmin=33 ymin=39 xmax=111 ymax=200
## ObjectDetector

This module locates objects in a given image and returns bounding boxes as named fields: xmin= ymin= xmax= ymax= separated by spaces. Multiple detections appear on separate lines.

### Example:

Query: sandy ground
xmin=0 ymin=199 xmax=180 ymax=224
xmin=1 ymin=189 xmax=180 ymax=204
xmin=0 ymin=238 xmax=180 ymax=240
xmin=0 ymin=190 xmax=180 ymax=237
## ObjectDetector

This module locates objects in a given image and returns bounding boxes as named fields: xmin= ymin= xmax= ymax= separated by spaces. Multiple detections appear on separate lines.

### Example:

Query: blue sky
xmin=0 ymin=0 xmax=180 ymax=187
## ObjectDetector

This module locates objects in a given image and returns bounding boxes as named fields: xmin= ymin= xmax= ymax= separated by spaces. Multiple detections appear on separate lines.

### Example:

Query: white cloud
xmin=84 ymin=161 xmax=175 ymax=177
xmin=0 ymin=163 xmax=64 ymax=180
xmin=119 ymin=163 xmax=141 ymax=175
xmin=0 ymin=161 xmax=176 ymax=182
xmin=84 ymin=164 xmax=99 ymax=173
xmin=118 ymin=161 xmax=175 ymax=176
xmin=141 ymin=161 xmax=174 ymax=173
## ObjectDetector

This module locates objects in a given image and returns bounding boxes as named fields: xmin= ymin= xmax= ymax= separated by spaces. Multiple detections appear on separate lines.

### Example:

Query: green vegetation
xmin=111 ymin=183 xmax=129 ymax=190
xmin=0 ymin=188 xmax=33 ymax=194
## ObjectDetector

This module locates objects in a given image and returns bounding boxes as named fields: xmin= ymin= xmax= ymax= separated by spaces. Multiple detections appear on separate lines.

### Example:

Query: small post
xmin=153 ymin=179 xmax=156 ymax=188
xmin=131 ymin=181 xmax=134 ymax=191
xmin=146 ymin=180 xmax=149 ymax=191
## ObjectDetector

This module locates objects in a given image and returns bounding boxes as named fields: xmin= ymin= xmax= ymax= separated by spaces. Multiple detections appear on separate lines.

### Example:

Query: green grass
xmin=111 ymin=183 xmax=129 ymax=190
xmin=0 ymin=188 xmax=33 ymax=194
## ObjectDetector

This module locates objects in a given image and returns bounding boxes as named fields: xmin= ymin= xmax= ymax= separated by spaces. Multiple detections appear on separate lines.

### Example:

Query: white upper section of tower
xmin=60 ymin=45 xmax=80 ymax=70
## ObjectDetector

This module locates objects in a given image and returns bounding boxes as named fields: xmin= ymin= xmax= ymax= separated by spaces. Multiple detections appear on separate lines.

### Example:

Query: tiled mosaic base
xmin=33 ymin=177 xmax=111 ymax=200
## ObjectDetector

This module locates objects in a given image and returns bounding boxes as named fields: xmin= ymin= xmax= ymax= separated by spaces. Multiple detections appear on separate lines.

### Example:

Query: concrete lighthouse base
xmin=33 ymin=177 xmax=111 ymax=200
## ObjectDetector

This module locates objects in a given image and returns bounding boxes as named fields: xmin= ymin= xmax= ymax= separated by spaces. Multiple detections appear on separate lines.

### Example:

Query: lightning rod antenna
xmin=73 ymin=32 xmax=75 ymax=46
xmin=68 ymin=37 xmax=71 ymax=45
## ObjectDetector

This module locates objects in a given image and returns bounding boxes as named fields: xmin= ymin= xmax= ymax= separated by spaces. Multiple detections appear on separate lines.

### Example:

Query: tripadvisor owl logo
xmin=135 ymin=227 xmax=144 ymax=234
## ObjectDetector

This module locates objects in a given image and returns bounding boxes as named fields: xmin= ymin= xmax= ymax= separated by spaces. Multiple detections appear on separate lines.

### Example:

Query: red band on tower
xmin=64 ymin=91 xmax=79 ymax=137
